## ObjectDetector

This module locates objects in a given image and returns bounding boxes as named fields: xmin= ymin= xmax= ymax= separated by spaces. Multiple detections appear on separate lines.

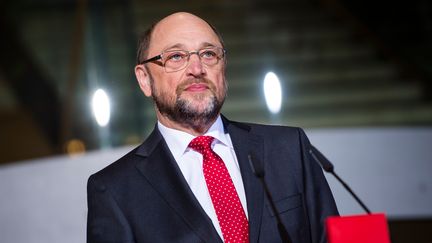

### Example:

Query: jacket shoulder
xmin=230 ymin=119 xmax=305 ymax=138
xmin=88 ymin=145 xmax=141 ymax=183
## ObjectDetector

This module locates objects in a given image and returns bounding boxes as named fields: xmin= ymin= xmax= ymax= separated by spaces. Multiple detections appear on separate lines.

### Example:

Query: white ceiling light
xmin=91 ymin=89 xmax=110 ymax=127
xmin=263 ymin=72 xmax=282 ymax=114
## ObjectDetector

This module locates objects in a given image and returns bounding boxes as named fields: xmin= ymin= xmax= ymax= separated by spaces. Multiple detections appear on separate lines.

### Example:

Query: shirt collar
xmin=203 ymin=116 xmax=230 ymax=147
xmin=157 ymin=116 xmax=231 ymax=159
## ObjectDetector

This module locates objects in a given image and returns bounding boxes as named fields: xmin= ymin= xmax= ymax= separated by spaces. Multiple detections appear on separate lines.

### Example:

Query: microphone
xmin=248 ymin=153 xmax=293 ymax=243
xmin=309 ymin=145 xmax=371 ymax=214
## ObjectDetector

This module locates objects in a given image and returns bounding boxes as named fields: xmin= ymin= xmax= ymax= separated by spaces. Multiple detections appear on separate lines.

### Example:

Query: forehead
xmin=149 ymin=13 xmax=221 ymax=53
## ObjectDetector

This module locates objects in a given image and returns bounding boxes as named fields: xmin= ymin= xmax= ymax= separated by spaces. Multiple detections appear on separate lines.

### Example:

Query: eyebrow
xmin=163 ymin=42 xmax=219 ymax=51
xmin=201 ymin=42 xmax=218 ymax=48
xmin=164 ymin=43 xmax=184 ymax=51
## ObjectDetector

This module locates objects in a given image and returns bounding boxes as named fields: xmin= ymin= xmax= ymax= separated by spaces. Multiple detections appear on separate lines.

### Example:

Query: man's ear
xmin=134 ymin=65 xmax=152 ymax=97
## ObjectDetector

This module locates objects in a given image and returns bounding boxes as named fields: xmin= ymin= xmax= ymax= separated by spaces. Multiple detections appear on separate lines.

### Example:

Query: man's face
xmin=139 ymin=13 xmax=227 ymax=129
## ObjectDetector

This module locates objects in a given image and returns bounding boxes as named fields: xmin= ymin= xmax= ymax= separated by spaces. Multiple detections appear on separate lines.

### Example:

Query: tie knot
xmin=189 ymin=136 xmax=215 ymax=154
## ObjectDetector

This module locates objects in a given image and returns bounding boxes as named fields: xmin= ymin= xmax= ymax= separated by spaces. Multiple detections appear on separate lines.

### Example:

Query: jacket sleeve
xmin=87 ymin=174 xmax=134 ymax=243
xmin=298 ymin=128 xmax=339 ymax=243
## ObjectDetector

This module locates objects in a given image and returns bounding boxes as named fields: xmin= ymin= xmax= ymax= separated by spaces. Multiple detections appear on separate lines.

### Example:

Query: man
xmin=87 ymin=12 xmax=338 ymax=243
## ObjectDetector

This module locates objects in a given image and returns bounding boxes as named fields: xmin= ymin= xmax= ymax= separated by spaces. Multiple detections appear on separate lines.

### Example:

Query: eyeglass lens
xmin=162 ymin=48 xmax=224 ymax=72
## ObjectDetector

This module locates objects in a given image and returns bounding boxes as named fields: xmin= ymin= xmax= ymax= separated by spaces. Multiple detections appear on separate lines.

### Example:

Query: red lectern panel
xmin=326 ymin=213 xmax=391 ymax=243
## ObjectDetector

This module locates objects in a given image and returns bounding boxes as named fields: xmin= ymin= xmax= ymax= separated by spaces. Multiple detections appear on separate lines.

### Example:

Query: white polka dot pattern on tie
xmin=189 ymin=136 xmax=249 ymax=243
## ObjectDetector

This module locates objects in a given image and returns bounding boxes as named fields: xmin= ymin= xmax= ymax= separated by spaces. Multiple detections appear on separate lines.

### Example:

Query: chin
xmin=183 ymin=93 xmax=214 ymax=105
xmin=189 ymin=102 xmax=215 ymax=114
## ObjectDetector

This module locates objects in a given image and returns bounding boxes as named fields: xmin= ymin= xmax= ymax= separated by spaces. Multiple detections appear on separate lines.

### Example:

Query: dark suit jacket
xmin=87 ymin=117 xmax=338 ymax=243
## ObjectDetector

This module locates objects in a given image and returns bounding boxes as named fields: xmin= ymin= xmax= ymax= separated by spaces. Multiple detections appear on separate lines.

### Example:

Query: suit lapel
xmin=134 ymin=119 xmax=265 ymax=243
xmin=224 ymin=117 xmax=265 ymax=243
xmin=135 ymin=127 xmax=222 ymax=243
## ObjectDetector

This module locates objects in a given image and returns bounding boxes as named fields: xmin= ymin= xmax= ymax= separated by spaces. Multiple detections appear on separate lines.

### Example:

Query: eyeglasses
xmin=140 ymin=47 xmax=226 ymax=73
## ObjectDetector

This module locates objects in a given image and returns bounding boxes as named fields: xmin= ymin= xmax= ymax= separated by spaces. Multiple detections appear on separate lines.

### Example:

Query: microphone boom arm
xmin=309 ymin=145 xmax=371 ymax=214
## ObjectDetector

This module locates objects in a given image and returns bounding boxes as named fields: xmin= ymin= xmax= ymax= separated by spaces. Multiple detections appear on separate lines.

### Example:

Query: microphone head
xmin=309 ymin=145 xmax=334 ymax=173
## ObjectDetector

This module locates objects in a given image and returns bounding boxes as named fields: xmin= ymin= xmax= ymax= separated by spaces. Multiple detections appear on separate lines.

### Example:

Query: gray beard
xmin=145 ymin=66 xmax=226 ymax=131
xmin=153 ymin=93 xmax=223 ymax=130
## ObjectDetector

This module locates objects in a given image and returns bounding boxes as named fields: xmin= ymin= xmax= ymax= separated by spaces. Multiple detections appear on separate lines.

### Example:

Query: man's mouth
xmin=184 ymin=83 xmax=209 ymax=92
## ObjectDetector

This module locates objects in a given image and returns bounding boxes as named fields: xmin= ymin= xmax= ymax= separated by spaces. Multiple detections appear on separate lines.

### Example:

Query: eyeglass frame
xmin=139 ymin=47 xmax=226 ymax=73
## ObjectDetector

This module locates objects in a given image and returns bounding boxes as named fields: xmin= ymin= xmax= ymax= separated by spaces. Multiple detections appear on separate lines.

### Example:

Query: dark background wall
xmin=0 ymin=1 xmax=431 ymax=241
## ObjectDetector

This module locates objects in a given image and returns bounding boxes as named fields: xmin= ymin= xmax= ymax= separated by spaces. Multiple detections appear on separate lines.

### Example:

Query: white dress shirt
xmin=157 ymin=116 xmax=248 ymax=238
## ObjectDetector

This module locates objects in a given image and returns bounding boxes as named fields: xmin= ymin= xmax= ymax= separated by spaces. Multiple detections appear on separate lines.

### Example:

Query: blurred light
xmin=263 ymin=72 xmax=282 ymax=114
xmin=91 ymin=89 xmax=110 ymax=127
xmin=65 ymin=139 xmax=86 ymax=157
xmin=124 ymin=134 xmax=141 ymax=145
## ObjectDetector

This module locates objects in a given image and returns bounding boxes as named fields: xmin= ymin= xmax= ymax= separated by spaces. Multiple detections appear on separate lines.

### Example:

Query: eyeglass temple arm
xmin=140 ymin=55 xmax=162 ymax=64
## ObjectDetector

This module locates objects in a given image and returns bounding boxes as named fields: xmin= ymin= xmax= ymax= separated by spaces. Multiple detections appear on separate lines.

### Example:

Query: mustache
xmin=176 ymin=78 xmax=215 ymax=94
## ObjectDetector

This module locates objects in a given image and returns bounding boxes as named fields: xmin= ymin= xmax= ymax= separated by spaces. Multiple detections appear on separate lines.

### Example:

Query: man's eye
xmin=201 ymin=50 xmax=217 ymax=59
xmin=167 ymin=53 xmax=185 ymax=61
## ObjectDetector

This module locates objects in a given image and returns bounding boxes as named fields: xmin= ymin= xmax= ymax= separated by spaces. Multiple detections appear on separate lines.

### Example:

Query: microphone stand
xmin=309 ymin=145 xmax=371 ymax=214
xmin=248 ymin=154 xmax=293 ymax=243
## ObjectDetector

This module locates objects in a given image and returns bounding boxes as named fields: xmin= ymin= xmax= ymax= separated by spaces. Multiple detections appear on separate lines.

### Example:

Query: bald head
xmin=157 ymin=12 xmax=211 ymax=32
xmin=136 ymin=12 xmax=224 ymax=64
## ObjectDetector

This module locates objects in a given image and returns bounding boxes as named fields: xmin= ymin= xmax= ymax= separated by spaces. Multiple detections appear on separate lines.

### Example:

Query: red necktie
xmin=189 ymin=136 xmax=249 ymax=243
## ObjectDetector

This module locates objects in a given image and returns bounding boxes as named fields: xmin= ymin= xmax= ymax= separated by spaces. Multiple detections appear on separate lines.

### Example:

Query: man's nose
xmin=185 ymin=53 xmax=206 ymax=76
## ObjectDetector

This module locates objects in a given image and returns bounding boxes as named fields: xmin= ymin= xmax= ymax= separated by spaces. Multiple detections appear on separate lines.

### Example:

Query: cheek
xmin=214 ymin=74 xmax=227 ymax=94
xmin=152 ymin=71 xmax=180 ymax=94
